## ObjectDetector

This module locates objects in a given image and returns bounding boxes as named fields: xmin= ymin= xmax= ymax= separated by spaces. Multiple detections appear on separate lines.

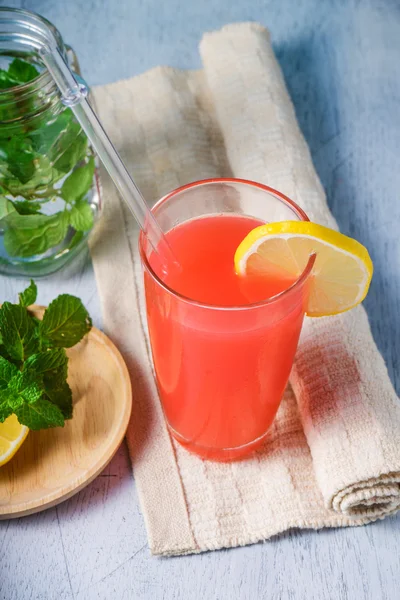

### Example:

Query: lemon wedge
xmin=234 ymin=221 xmax=373 ymax=317
xmin=0 ymin=415 xmax=29 ymax=467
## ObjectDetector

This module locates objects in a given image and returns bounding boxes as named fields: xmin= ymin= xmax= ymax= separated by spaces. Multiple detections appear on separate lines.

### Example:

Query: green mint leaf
xmin=53 ymin=119 xmax=88 ymax=174
xmin=0 ymin=284 xmax=92 ymax=430
xmin=14 ymin=397 xmax=65 ymax=430
xmin=0 ymin=59 xmax=38 ymax=90
xmin=69 ymin=230 xmax=84 ymax=250
xmin=45 ymin=380 xmax=73 ymax=420
xmin=10 ymin=160 xmax=35 ymax=185
xmin=29 ymin=111 xmax=87 ymax=182
xmin=61 ymin=156 xmax=95 ymax=203
xmin=3 ymin=368 xmax=46 ymax=423
xmin=69 ymin=199 xmax=94 ymax=232
xmin=0 ymin=345 xmax=11 ymax=361
xmin=4 ymin=211 xmax=69 ymax=258
xmin=7 ymin=58 xmax=39 ymax=84
xmin=6 ymin=138 xmax=36 ymax=184
xmin=24 ymin=348 xmax=67 ymax=375
xmin=7 ymin=391 xmax=25 ymax=411
xmin=40 ymin=295 xmax=92 ymax=348
xmin=19 ymin=280 xmax=37 ymax=307
xmin=26 ymin=349 xmax=73 ymax=420
xmin=0 ymin=70 xmax=15 ymax=90
xmin=39 ymin=354 xmax=72 ymax=419
xmin=0 ymin=196 xmax=16 ymax=221
xmin=0 ymin=139 xmax=57 ymax=197
xmin=0 ymin=392 xmax=13 ymax=423
xmin=12 ymin=200 xmax=42 ymax=215
xmin=0 ymin=302 xmax=37 ymax=361
xmin=0 ymin=356 xmax=18 ymax=390
xmin=8 ymin=370 xmax=43 ymax=404
xmin=29 ymin=111 xmax=70 ymax=156
xmin=0 ymin=339 xmax=21 ymax=366
xmin=0 ymin=345 xmax=22 ymax=368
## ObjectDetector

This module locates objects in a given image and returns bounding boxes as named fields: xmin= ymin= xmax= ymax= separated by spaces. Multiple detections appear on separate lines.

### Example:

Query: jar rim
xmin=0 ymin=7 xmax=67 ymax=104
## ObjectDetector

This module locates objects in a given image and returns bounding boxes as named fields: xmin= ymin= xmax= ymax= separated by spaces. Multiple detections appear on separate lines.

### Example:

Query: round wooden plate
xmin=0 ymin=307 xmax=132 ymax=519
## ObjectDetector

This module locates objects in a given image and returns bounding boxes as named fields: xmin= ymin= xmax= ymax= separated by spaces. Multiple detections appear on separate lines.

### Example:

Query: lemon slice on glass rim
xmin=234 ymin=221 xmax=373 ymax=317
xmin=0 ymin=414 xmax=29 ymax=467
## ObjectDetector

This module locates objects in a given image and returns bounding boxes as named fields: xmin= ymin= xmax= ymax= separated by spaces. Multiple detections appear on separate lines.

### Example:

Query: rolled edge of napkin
xmin=200 ymin=22 xmax=400 ymax=521
xmin=293 ymin=309 xmax=400 ymax=519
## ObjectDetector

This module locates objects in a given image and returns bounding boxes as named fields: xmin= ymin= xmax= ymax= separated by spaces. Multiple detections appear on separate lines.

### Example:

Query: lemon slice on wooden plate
xmin=0 ymin=415 xmax=29 ymax=467
xmin=234 ymin=221 xmax=373 ymax=317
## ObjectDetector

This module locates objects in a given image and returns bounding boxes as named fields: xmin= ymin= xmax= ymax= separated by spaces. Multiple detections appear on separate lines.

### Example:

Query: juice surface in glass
xmin=154 ymin=214 xmax=295 ymax=306
xmin=144 ymin=211 xmax=308 ymax=461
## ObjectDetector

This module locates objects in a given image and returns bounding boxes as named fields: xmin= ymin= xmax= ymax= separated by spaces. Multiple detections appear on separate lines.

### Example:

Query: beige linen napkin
xmin=90 ymin=23 xmax=400 ymax=556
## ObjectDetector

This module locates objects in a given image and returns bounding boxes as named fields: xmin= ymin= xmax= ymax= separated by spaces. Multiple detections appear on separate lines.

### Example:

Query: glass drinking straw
xmin=0 ymin=7 xmax=178 ymax=272
xmin=40 ymin=46 xmax=180 ymax=273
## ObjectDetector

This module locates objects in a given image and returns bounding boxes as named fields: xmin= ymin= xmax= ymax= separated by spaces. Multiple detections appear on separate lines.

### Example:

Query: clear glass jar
xmin=0 ymin=8 xmax=100 ymax=277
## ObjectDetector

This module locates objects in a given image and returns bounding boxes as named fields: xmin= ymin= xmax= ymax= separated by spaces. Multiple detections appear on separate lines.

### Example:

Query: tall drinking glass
xmin=139 ymin=179 xmax=314 ymax=461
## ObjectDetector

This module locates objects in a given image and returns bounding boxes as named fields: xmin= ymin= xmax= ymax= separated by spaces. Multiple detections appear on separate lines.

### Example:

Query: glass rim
xmin=139 ymin=177 xmax=316 ymax=311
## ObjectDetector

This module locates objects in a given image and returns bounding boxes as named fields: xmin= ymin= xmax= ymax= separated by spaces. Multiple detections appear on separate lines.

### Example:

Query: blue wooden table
xmin=2 ymin=1 xmax=400 ymax=598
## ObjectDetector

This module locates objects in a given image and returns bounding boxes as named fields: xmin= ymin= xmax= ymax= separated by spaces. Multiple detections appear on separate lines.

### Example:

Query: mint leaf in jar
xmin=68 ymin=230 xmax=84 ymax=250
xmin=0 ymin=71 xmax=13 ymax=90
xmin=0 ymin=59 xmax=39 ymax=89
xmin=0 ymin=58 xmax=96 ymax=265
xmin=7 ymin=58 xmax=39 ymax=85
xmin=69 ymin=199 xmax=94 ymax=232
xmin=6 ymin=138 xmax=36 ymax=184
xmin=30 ymin=111 xmax=71 ymax=155
xmin=61 ymin=156 xmax=95 ymax=203
xmin=53 ymin=120 xmax=88 ymax=174
xmin=0 ymin=196 xmax=16 ymax=221
xmin=1 ymin=149 xmax=56 ymax=196
xmin=11 ymin=200 xmax=42 ymax=215
xmin=4 ymin=211 xmax=69 ymax=258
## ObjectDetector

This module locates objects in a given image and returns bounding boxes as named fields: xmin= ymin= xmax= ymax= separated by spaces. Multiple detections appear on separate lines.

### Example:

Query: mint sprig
xmin=0 ymin=281 xmax=91 ymax=430
xmin=0 ymin=58 xmax=94 ymax=260
xmin=0 ymin=58 xmax=39 ymax=90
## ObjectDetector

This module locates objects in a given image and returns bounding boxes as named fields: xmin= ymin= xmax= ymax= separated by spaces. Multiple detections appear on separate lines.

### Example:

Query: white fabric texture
xmin=90 ymin=23 xmax=400 ymax=556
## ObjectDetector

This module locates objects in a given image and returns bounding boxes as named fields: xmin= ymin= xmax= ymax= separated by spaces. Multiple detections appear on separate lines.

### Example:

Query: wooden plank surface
xmin=1 ymin=0 xmax=400 ymax=598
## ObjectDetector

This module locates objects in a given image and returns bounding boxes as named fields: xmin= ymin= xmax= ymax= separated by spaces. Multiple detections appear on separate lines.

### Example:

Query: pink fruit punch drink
xmin=140 ymin=179 xmax=313 ymax=461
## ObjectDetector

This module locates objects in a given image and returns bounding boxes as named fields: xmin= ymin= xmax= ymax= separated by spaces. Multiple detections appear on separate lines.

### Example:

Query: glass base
xmin=169 ymin=426 xmax=269 ymax=462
